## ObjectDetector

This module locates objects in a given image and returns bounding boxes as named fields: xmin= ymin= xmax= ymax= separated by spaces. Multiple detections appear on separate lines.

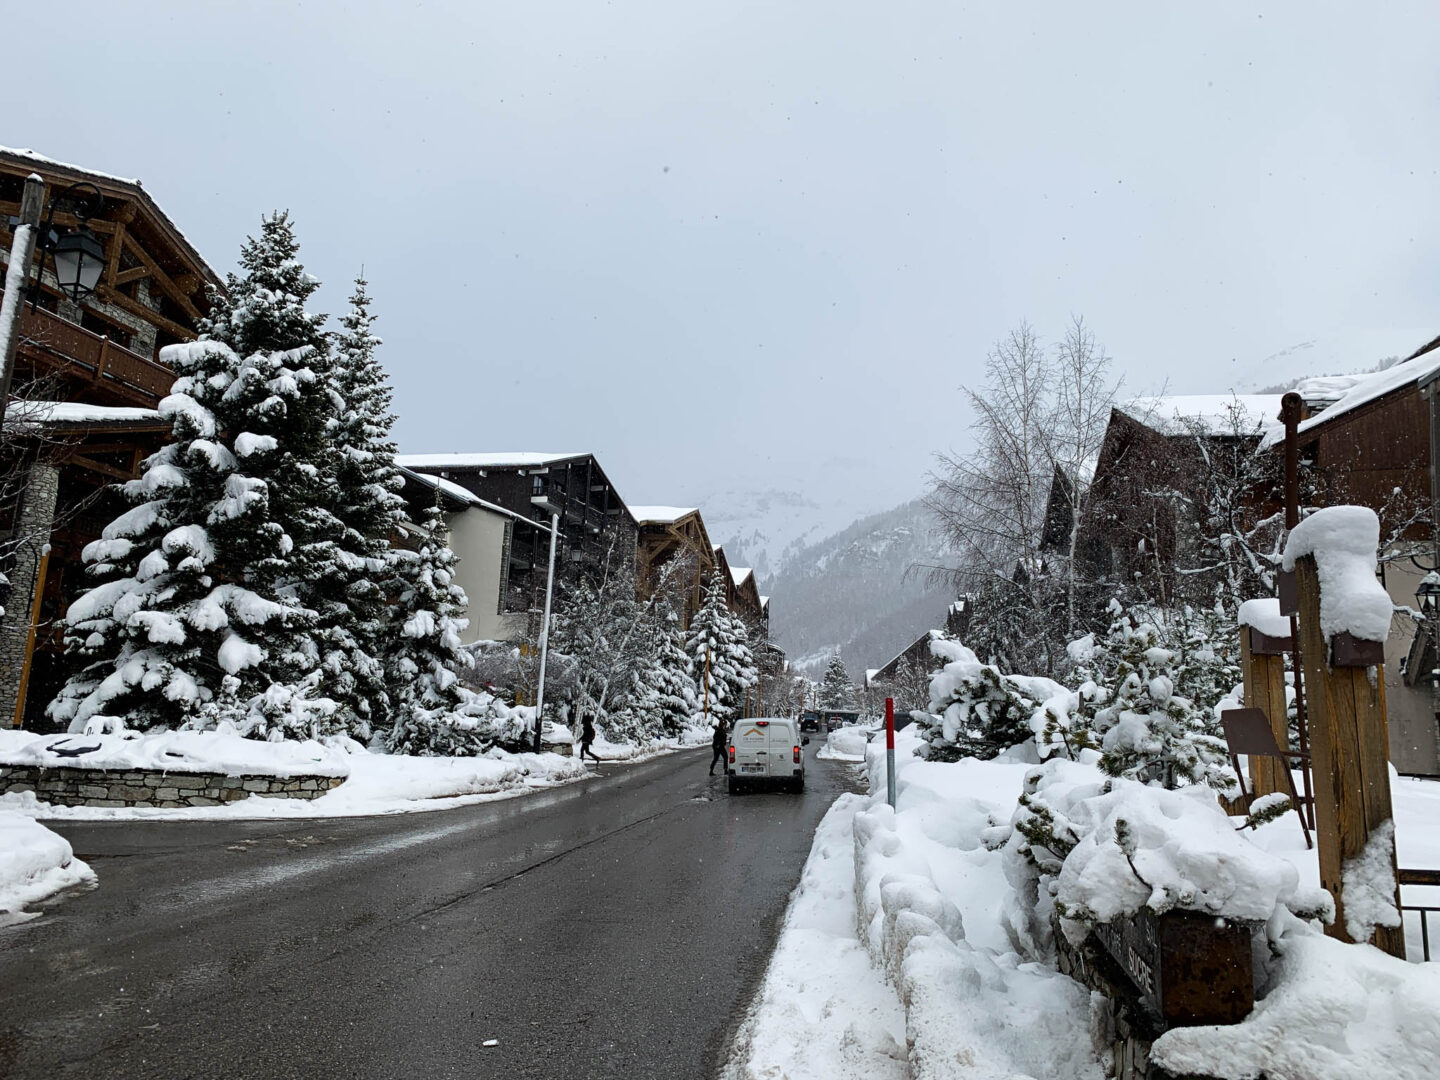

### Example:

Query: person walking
xmin=709 ymin=720 xmax=728 ymax=776
xmin=579 ymin=712 xmax=602 ymax=765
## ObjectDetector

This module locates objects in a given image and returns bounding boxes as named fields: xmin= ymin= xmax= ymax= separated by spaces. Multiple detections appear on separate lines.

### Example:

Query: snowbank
xmin=724 ymin=795 xmax=907 ymax=1080
xmin=0 ymin=726 xmax=349 ymax=778
xmin=0 ymin=809 xmax=94 ymax=923
xmin=1281 ymin=505 xmax=1393 ymax=643
xmin=818 ymin=726 xmax=871 ymax=761
xmin=1152 ymin=924 xmax=1440 ymax=1080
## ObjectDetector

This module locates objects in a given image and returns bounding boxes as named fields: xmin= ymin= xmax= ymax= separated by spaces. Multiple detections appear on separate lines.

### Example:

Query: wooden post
xmin=1293 ymin=554 xmax=1405 ymax=957
xmin=1239 ymin=626 xmax=1291 ymax=798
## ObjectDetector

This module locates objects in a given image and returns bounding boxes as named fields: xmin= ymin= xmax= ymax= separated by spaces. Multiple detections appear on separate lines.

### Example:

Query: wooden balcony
xmin=16 ymin=305 xmax=175 ymax=407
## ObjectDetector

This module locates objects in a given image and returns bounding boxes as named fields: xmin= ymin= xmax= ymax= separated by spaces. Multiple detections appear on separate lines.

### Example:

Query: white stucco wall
xmin=444 ymin=507 xmax=527 ymax=645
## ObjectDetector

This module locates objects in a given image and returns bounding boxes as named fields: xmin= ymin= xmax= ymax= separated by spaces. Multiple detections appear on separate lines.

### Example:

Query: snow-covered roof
xmin=730 ymin=566 xmax=754 ymax=588
xmin=1293 ymin=349 xmax=1440 ymax=439
xmin=629 ymin=505 xmax=697 ymax=525
xmin=396 ymin=452 xmax=586 ymax=471
xmin=1121 ymin=395 xmax=1284 ymax=437
xmin=759 ymin=595 xmax=770 ymax=610
xmin=0 ymin=146 xmax=222 ymax=284
xmin=3 ymin=401 xmax=163 ymax=429
xmin=398 ymin=467 xmax=524 ymax=521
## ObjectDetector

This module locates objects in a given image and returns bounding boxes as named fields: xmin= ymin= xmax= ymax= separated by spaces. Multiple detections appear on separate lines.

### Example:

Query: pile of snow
xmin=1152 ymin=920 xmax=1440 ymax=1080
xmin=818 ymin=725 xmax=872 ymax=761
xmin=0 ymin=809 xmax=94 ymax=924
xmin=0 ymin=726 xmax=349 ymax=778
xmin=1237 ymin=597 xmax=1292 ymax=639
xmin=1281 ymin=505 xmax=1393 ymax=643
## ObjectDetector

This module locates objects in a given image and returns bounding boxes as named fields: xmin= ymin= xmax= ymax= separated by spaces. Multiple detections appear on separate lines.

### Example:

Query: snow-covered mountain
xmin=699 ymin=487 xmax=887 ymax=581
xmin=726 ymin=498 xmax=956 ymax=683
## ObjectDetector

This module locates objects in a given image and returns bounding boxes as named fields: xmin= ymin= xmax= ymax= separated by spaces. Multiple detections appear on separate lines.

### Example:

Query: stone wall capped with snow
xmin=0 ymin=765 xmax=343 ymax=808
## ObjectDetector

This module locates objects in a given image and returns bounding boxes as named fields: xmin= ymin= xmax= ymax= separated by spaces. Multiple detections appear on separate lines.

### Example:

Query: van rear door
xmin=732 ymin=719 xmax=773 ymax=776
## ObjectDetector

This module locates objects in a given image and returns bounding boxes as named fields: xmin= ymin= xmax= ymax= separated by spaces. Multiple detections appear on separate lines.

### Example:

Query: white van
xmin=726 ymin=717 xmax=807 ymax=793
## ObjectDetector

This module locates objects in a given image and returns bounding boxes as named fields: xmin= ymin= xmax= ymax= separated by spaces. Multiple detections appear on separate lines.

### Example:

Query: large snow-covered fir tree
xmin=818 ymin=652 xmax=855 ymax=710
xmin=49 ymin=217 xmax=341 ymax=733
xmin=686 ymin=568 xmax=757 ymax=724
xmin=646 ymin=616 xmax=698 ymax=735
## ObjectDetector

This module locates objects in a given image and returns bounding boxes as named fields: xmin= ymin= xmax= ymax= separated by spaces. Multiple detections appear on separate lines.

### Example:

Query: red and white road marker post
xmin=885 ymin=697 xmax=896 ymax=810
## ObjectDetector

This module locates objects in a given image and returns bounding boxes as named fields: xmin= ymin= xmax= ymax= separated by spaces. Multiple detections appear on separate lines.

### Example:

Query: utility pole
xmin=0 ymin=175 xmax=45 ymax=428
xmin=702 ymin=645 xmax=711 ymax=722
xmin=532 ymin=511 xmax=560 ymax=754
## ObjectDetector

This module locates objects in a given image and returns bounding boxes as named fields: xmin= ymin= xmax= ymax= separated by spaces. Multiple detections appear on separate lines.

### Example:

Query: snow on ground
xmin=724 ymin=793 xmax=908 ymax=1080
xmin=0 ymin=809 xmax=94 ymax=926
xmin=0 ymin=726 xmax=348 ymax=777
xmin=730 ymin=729 xmax=1103 ymax=1080
xmin=817 ymin=726 xmax=871 ymax=761
xmin=738 ymin=729 xmax=1440 ymax=1079
xmin=1 ymin=724 xmax=710 ymax=822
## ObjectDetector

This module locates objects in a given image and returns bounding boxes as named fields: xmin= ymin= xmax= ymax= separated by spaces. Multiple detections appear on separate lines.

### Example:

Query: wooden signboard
xmin=1092 ymin=909 xmax=1254 ymax=1030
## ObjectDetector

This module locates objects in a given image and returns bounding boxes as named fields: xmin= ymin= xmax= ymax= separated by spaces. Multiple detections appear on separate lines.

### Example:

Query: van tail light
xmin=756 ymin=720 xmax=769 ymax=727
xmin=793 ymin=745 xmax=801 ymax=764
xmin=728 ymin=746 xmax=735 ymax=763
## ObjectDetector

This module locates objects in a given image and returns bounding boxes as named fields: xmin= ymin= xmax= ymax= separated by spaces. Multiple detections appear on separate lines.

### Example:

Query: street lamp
xmin=31 ymin=182 xmax=107 ymax=306
xmin=1417 ymin=573 xmax=1440 ymax=622
xmin=530 ymin=493 xmax=563 ymax=754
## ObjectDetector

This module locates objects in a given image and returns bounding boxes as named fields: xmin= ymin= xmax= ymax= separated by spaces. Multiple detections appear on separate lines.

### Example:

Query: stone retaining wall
xmin=0 ymin=764 xmax=344 ymax=808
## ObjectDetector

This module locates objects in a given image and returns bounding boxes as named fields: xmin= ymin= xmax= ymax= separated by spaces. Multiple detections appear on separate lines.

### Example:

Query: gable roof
xmin=1120 ymin=395 xmax=1283 ymax=437
xmin=630 ymin=505 xmax=697 ymax=525
xmin=396 ymin=452 xmax=587 ymax=471
xmin=1293 ymin=345 xmax=1440 ymax=439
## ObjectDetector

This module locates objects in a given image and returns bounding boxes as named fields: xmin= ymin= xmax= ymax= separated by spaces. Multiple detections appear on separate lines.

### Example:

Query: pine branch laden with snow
xmin=684 ymin=567 xmax=758 ymax=723
xmin=920 ymin=637 xmax=1041 ymax=762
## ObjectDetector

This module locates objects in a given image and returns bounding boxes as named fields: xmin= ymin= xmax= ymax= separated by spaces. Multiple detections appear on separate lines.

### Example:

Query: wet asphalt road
xmin=0 ymin=744 xmax=859 ymax=1080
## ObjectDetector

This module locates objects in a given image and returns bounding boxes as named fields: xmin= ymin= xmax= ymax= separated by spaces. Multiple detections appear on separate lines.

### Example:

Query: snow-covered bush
xmin=920 ymin=638 xmax=1042 ymax=761
xmin=1003 ymin=758 xmax=1331 ymax=956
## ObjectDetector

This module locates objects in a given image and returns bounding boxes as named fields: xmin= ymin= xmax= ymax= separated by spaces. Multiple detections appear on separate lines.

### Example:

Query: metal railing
xmin=1399 ymin=868 xmax=1440 ymax=961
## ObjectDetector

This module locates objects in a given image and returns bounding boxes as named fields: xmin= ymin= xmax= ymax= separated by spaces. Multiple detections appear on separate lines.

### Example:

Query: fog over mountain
xmin=716 ymin=497 xmax=955 ymax=682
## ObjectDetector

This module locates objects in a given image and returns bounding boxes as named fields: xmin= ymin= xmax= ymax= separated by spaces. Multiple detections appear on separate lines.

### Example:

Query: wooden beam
xmin=121 ymin=233 xmax=201 ymax=319
xmin=93 ymin=283 xmax=195 ymax=340
xmin=11 ymin=547 xmax=51 ymax=728
xmin=104 ymin=221 xmax=128 ymax=288
xmin=113 ymin=265 xmax=151 ymax=286
xmin=64 ymin=453 xmax=136 ymax=481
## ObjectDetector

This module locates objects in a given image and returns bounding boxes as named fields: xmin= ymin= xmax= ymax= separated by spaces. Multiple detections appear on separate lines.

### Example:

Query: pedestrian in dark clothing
xmin=579 ymin=713 xmax=601 ymax=764
xmin=709 ymin=721 xmax=728 ymax=775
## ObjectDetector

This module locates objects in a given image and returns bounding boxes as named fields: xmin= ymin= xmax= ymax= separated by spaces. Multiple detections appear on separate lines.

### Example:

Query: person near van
xmin=709 ymin=720 xmax=727 ymax=776
xmin=579 ymin=713 xmax=601 ymax=764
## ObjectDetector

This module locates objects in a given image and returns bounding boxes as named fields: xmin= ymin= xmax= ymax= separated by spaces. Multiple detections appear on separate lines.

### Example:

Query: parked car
xmin=728 ymin=717 xmax=808 ymax=794
xmin=823 ymin=710 xmax=860 ymax=732
xmin=799 ymin=711 xmax=822 ymax=733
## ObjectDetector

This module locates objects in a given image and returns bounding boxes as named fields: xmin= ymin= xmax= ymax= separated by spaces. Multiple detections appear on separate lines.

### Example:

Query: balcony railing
xmin=18 ymin=306 xmax=175 ymax=406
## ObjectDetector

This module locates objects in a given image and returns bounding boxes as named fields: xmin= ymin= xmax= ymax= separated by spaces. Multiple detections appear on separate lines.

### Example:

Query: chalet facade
xmin=0 ymin=148 xmax=222 ymax=730
xmin=632 ymin=506 xmax=716 ymax=629
xmin=398 ymin=468 xmax=547 ymax=644
xmin=395 ymin=453 xmax=637 ymax=629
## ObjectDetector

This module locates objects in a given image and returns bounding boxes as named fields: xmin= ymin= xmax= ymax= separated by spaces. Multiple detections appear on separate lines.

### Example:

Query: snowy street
xmin=0 ymin=745 xmax=857 ymax=1079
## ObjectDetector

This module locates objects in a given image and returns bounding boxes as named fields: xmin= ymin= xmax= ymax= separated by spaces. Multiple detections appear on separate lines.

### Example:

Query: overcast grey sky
xmin=10 ymin=2 xmax=1440 ymax=518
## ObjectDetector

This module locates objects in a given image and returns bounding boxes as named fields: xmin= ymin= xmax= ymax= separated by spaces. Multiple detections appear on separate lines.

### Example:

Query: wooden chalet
xmin=0 ymin=148 xmax=222 ymax=730
xmin=867 ymin=599 xmax=972 ymax=686
xmin=394 ymin=453 xmax=636 ymax=626
xmin=1077 ymin=396 xmax=1284 ymax=601
xmin=728 ymin=564 xmax=764 ymax=627
xmin=1278 ymin=335 xmax=1440 ymax=774
xmin=631 ymin=506 xmax=716 ymax=628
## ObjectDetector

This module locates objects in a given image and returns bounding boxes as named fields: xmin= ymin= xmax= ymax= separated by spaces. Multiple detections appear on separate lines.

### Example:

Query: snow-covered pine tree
xmin=685 ymin=568 xmax=757 ymax=724
xmin=819 ymin=652 xmax=855 ymax=710
xmin=917 ymin=640 xmax=1038 ymax=761
xmin=314 ymin=276 xmax=409 ymax=739
xmin=647 ymin=615 xmax=698 ymax=736
xmin=48 ymin=338 xmax=320 ymax=733
xmin=385 ymin=500 xmax=506 ymax=754
xmin=1084 ymin=608 xmax=1235 ymax=791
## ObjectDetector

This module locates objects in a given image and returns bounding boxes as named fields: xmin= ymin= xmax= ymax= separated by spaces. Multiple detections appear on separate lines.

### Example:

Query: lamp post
xmin=530 ymin=496 xmax=563 ymax=754
xmin=0 ymin=179 xmax=107 ymax=431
